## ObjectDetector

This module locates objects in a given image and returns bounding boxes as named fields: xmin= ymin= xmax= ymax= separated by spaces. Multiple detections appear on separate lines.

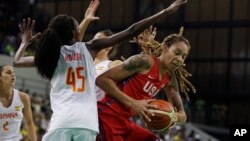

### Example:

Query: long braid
xmin=131 ymin=26 xmax=196 ymax=100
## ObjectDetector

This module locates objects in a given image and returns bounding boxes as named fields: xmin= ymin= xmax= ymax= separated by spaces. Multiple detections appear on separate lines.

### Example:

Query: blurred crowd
xmin=0 ymin=1 xmax=50 ymax=56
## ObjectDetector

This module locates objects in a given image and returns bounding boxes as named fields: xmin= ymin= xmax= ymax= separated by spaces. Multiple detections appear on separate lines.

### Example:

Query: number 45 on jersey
xmin=66 ymin=67 xmax=85 ymax=93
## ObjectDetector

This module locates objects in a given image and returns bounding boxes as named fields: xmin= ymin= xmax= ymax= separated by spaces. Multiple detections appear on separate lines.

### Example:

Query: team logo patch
xmin=96 ymin=67 xmax=104 ymax=70
xmin=15 ymin=106 xmax=21 ymax=111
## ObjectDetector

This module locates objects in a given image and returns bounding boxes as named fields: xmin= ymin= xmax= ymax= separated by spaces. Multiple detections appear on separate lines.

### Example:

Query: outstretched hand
xmin=166 ymin=0 xmax=187 ymax=14
xmin=85 ymin=0 xmax=100 ymax=21
xmin=19 ymin=18 xmax=41 ymax=45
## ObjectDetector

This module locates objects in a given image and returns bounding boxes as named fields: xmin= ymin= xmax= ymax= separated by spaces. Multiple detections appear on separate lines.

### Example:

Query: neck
xmin=0 ymin=85 xmax=12 ymax=98
xmin=158 ymin=57 xmax=171 ymax=76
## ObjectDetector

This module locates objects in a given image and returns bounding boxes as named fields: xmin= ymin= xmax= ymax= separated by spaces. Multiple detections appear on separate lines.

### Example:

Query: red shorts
xmin=96 ymin=107 xmax=157 ymax=141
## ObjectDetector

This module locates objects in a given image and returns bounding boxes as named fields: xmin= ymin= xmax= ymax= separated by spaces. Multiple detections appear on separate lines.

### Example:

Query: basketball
xmin=145 ymin=100 xmax=176 ymax=132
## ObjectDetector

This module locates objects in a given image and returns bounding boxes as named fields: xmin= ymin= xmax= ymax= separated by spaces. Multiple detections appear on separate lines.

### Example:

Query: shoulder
xmin=122 ymin=54 xmax=154 ymax=72
xmin=19 ymin=92 xmax=30 ymax=105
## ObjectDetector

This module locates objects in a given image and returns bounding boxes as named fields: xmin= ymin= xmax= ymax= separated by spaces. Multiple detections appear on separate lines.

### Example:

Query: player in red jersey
xmin=96 ymin=26 xmax=196 ymax=141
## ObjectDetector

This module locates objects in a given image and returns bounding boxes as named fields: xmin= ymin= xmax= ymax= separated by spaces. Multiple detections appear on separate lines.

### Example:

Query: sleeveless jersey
xmin=0 ymin=89 xmax=24 ymax=141
xmin=49 ymin=42 xmax=98 ymax=132
xmin=95 ymin=60 xmax=112 ymax=101
xmin=98 ymin=57 xmax=169 ymax=118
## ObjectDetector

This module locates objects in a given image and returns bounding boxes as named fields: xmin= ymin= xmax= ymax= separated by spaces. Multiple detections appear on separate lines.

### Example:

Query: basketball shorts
xmin=96 ymin=107 xmax=157 ymax=141
xmin=42 ymin=128 xmax=97 ymax=141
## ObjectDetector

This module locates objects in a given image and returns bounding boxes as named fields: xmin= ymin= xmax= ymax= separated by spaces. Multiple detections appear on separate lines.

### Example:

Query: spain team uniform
xmin=0 ymin=89 xmax=24 ymax=141
xmin=95 ymin=60 xmax=112 ymax=101
xmin=97 ymin=57 xmax=169 ymax=141
xmin=42 ymin=42 xmax=98 ymax=141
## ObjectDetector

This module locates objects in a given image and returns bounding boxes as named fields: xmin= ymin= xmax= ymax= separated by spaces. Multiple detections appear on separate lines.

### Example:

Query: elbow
xmin=13 ymin=61 xmax=19 ymax=68
xmin=96 ymin=75 xmax=106 ymax=89
xmin=126 ymin=24 xmax=141 ymax=37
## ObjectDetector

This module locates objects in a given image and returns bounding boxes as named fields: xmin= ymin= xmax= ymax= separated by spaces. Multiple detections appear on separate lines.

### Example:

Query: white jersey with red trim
xmin=95 ymin=60 xmax=111 ymax=101
xmin=0 ymin=89 xmax=24 ymax=141
xmin=49 ymin=42 xmax=98 ymax=132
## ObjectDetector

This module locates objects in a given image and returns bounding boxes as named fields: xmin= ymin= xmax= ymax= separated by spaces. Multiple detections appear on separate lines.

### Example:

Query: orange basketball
xmin=145 ymin=100 xmax=176 ymax=132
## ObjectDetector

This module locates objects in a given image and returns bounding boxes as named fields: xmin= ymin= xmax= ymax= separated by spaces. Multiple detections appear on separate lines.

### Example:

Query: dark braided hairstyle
xmin=34 ymin=15 xmax=76 ymax=80
xmin=132 ymin=27 xmax=196 ymax=100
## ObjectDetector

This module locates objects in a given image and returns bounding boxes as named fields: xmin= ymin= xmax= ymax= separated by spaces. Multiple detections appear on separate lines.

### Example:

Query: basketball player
xmin=13 ymin=0 xmax=188 ymax=140
xmin=0 ymin=65 xmax=37 ymax=141
xmin=95 ymin=26 xmax=196 ymax=141
xmin=93 ymin=30 xmax=122 ymax=101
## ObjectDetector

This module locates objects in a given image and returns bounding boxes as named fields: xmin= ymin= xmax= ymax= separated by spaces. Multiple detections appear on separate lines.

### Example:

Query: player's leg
xmin=125 ymin=123 xmax=158 ymax=141
xmin=73 ymin=128 xmax=97 ymax=141
xmin=42 ymin=129 xmax=73 ymax=141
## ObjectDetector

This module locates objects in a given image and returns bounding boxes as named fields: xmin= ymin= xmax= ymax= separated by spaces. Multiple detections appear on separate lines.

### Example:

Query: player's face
xmin=162 ymin=42 xmax=189 ymax=71
xmin=0 ymin=66 xmax=16 ymax=87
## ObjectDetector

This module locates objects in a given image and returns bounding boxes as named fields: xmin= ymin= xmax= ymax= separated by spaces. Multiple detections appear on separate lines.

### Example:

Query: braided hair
xmin=131 ymin=27 xmax=196 ymax=100
xmin=34 ymin=15 xmax=76 ymax=80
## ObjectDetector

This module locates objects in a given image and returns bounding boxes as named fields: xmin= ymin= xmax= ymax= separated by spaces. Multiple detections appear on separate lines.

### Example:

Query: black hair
xmin=34 ymin=15 xmax=76 ymax=80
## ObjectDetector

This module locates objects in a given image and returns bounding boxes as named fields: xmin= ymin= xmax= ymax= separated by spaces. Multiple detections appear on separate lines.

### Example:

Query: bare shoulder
xmin=122 ymin=54 xmax=153 ymax=73
xmin=108 ymin=60 xmax=123 ymax=68
xmin=19 ymin=92 xmax=30 ymax=104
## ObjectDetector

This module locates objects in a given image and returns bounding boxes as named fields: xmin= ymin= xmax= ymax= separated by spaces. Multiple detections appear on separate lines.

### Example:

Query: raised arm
xmin=13 ymin=18 xmax=40 ymax=67
xmin=96 ymin=54 xmax=156 ymax=121
xmin=86 ymin=0 xmax=187 ymax=57
xmin=164 ymin=72 xmax=187 ymax=124
xmin=79 ymin=0 xmax=99 ymax=40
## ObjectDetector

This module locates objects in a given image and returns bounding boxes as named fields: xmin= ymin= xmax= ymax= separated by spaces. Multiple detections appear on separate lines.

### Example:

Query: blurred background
xmin=1 ymin=0 xmax=250 ymax=140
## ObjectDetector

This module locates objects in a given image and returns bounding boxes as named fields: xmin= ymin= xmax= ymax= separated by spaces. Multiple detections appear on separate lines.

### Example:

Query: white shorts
xmin=42 ymin=128 xmax=97 ymax=141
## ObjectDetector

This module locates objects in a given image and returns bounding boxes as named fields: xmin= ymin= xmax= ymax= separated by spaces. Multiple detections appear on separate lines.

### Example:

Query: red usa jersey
xmin=98 ymin=57 xmax=169 ymax=117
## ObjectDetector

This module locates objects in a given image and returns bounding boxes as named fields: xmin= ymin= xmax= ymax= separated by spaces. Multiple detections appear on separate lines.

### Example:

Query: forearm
xmin=96 ymin=77 xmax=135 ymax=107
xmin=14 ymin=43 xmax=28 ymax=64
xmin=87 ymin=8 xmax=176 ymax=51
xmin=126 ymin=8 xmax=173 ymax=37
xmin=26 ymin=122 xmax=37 ymax=141
xmin=13 ymin=43 xmax=35 ymax=67
xmin=79 ymin=19 xmax=91 ymax=41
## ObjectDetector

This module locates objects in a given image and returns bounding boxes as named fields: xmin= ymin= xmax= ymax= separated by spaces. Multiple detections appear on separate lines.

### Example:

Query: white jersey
xmin=49 ymin=42 xmax=98 ymax=132
xmin=0 ymin=89 xmax=24 ymax=141
xmin=95 ymin=60 xmax=111 ymax=101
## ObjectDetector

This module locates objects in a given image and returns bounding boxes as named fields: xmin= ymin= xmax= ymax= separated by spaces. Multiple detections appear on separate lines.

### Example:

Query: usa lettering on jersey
xmin=143 ymin=81 xmax=161 ymax=97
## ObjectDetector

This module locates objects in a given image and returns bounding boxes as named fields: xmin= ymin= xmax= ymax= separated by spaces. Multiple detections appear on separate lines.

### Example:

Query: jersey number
xmin=2 ymin=121 xmax=9 ymax=132
xmin=66 ymin=67 xmax=85 ymax=92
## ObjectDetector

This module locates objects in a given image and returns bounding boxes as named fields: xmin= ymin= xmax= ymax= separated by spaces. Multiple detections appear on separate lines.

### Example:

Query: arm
xmin=13 ymin=18 xmax=40 ymax=67
xmin=164 ymin=72 xmax=187 ymax=124
xmin=79 ymin=0 xmax=99 ymax=41
xmin=96 ymin=54 xmax=156 ymax=121
xmin=108 ymin=60 xmax=123 ymax=68
xmin=86 ymin=0 xmax=187 ymax=57
xmin=20 ymin=92 xmax=37 ymax=141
